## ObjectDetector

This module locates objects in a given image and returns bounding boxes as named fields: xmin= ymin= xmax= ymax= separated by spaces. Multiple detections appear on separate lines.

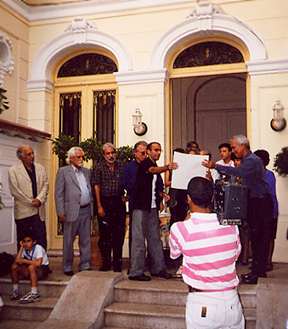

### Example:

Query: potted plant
xmin=274 ymin=146 xmax=288 ymax=177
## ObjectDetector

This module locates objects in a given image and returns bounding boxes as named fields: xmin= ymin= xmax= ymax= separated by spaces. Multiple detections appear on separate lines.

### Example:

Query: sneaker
xmin=10 ymin=290 xmax=20 ymax=301
xmin=18 ymin=292 xmax=40 ymax=304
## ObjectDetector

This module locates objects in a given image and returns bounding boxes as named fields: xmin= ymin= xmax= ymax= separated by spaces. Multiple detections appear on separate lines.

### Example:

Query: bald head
xmin=17 ymin=145 xmax=34 ymax=168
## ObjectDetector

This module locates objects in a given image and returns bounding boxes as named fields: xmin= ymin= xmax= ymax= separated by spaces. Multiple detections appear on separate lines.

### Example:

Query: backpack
xmin=0 ymin=252 xmax=14 ymax=276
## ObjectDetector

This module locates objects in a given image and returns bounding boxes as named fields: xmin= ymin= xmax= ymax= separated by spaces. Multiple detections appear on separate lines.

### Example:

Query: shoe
xmin=18 ymin=292 xmax=40 ymax=304
xmin=129 ymin=274 xmax=151 ymax=281
xmin=241 ymin=272 xmax=258 ymax=284
xmin=113 ymin=267 xmax=122 ymax=272
xmin=79 ymin=268 xmax=92 ymax=272
xmin=152 ymin=271 xmax=172 ymax=279
xmin=0 ymin=296 xmax=4 ymax=307
xmin=266 ymin=263 xmax=273 ymax=272
xmin=64 ymin=270 xmax=74 ymax=276
xmin=10 ymin=290 xmax=20 ymax=301
xmin=99 ymin=265 xmax=111 ymax=271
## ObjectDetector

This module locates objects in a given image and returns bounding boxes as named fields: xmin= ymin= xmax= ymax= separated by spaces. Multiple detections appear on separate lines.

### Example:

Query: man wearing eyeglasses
xmin=123 ymin=141 xmax=148 ymax=270
xmin=93 ymin=143 xmax=126 ymax=272
xmin=55 ymin=146 xmax=93 ymax=276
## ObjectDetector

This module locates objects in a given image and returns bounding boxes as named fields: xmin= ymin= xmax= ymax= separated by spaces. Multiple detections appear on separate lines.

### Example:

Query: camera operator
xmin=203 ymin=135 xmax=273 ymax=284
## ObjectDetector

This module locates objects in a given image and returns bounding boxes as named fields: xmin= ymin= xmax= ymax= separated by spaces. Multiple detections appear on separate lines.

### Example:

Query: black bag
xmin=0 ymin=252 xmax=14 ymax=276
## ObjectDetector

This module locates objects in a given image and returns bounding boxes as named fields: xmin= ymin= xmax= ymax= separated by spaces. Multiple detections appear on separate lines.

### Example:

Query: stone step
xmin=105 ymin=301 xmax=256 ymax=329
xmin=0 ymin=319 xmax=41 ymax=329
xmin=114 ymin=279 xmax=257 ymax=308
xmin=0 ymin=295 xmax=57 ymax=321
xmin=0 ymin=277 xmax=68 ymax=298
xmin=105 ymin=302 xmax=186 ymax=329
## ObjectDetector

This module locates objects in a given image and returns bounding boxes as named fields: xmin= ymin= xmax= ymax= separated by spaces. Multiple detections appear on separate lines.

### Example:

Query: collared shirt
xmin=215 ymin=151 xmax=269 ymax=198
xmin=264 ymin=169 xmax=279 ymax=219
xmin=92 ymin=160 xmax=124 ymax=197
xmin=72 ymin=166 xmax=91 ymax=206
xmin=24 ymin=163 xmax=37 ymax=198
xmin=169 ymin=212 xmax=241 ymax=291
xmin=211 ymin=159 xmax=235 ymax=182
xmin=123 ymin=160 xmax=140 ymax=211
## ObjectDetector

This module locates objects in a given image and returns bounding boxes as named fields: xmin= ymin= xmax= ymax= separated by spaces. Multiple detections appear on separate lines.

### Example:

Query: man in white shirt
xmin=211 ymin=143 xmax=234 ymax=182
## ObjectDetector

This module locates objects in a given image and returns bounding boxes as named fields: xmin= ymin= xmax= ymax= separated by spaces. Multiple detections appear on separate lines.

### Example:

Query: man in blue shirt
xmin=203 ymin=135 xmax=273 ymax=284
xmin=123 ymin=141 xmax=147 ymax=268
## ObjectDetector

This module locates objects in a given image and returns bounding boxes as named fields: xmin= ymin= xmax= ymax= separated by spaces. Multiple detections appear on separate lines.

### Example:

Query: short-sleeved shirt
xmin=22 ymin=244 xmax=49 ymax=266
xmin=169 ymin=212 xmax=241 ymax=291
xmin=133 ymin=157 xmax=163 ymax=211
xmin=92 ymin=160 xmax=125 ymax=197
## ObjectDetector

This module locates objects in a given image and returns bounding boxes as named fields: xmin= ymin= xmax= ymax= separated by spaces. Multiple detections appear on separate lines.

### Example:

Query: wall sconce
xmin=270 ymin=100 xmax=286 ymax=132
xmin=132 ymin=108 xmax=148 ymax=136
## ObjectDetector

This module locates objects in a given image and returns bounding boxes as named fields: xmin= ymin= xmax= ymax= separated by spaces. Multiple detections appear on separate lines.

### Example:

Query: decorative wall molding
xmin=0 ymin=33 xmax=14 ymax=86
xmin=247 ymin=59 xmax=288 ymax=76
xmin=151 ymin=1 xmax=267 ymax=68
xmin=115 ymin=69 xmax=167 ymax=86
xmin=64 ymin=17 xmax=97 ymax=34
xmin=26 ymin=79 xmax=54 ymax=93
xmin=27 ymin=19 xmax=132 ymax=91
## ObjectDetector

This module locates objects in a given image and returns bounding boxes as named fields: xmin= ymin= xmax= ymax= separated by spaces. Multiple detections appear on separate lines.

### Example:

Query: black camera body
xmin=214 ymin=179 xmax=247 ymax=225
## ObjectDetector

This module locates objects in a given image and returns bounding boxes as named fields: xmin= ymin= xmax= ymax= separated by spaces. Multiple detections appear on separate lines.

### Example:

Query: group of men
xmin=7 ymin=134 xmax=277 ymax=328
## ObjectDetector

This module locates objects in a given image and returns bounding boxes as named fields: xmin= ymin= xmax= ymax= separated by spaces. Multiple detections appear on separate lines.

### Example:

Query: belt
xmin=188 ymin=286 xmax=236 ymax=293
xmin=188 ymin=286 xmax=205 ymax=293
xmin=80 ymin=204 xmax=90 ymax=209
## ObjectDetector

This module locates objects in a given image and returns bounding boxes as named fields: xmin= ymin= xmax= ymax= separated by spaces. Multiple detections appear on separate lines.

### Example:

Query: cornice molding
xmin=3 ymin=0 xmax=195 ymax=21
xmin=247 ymin=59 xmax=288 ymax=75
xmin=115 ymin=69 xmax=167 ymax=85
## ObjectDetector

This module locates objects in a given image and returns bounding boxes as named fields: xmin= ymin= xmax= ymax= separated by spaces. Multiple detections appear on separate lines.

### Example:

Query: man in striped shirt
xmin=169 ymin=177 xmax=244 ymax=329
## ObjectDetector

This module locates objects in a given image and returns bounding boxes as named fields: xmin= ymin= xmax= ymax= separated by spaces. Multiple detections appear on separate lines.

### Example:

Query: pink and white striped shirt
xmin=169 ymin=212 xmax=241 ymax=291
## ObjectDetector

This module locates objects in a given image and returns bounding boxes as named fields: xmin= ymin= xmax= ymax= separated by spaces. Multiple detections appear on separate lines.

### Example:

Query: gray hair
xmin=232 ymin=135 xmax=250 ymax=149
xmin=66 ymin=146 xmax=83 ymax=164
xmin=133 ymin=140 xmax=147 ymax=151
xmin=102 ymin=142 xmax=116 ymax=153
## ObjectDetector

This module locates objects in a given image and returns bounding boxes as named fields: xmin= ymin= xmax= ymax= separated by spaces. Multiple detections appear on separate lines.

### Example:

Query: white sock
xmin=13 ymin=284 xmax=19 ymax=292
xmin=31 ymin=287 xmax=38 ymax=294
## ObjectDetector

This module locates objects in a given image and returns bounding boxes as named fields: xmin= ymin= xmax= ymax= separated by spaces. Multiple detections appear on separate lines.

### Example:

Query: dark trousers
xmin=168 ymin=188 xmax=188 ymax=228
xmin=98 ymin=196 xmax=126 ymax=270
xmin=16 ymin=214 xmax=47 ymax=250
xmin=247 ymin=194 xmax=273 ymax=276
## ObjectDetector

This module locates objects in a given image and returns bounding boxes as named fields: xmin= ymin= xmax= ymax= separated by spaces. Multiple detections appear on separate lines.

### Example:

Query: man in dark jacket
xmin=128 ymin=142 xmax=177 ymax=281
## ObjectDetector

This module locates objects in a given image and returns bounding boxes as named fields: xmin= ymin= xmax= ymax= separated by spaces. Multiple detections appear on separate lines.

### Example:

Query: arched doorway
xmin=170 ymin=41 xmax=247 ymax=160
xmin=51 ymin=50 xmax=118 ymax=248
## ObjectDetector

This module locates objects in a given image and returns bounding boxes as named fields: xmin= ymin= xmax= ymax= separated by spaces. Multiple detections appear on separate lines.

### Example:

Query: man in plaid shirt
xmin=93 ymin=143 xmax=126 ymax=272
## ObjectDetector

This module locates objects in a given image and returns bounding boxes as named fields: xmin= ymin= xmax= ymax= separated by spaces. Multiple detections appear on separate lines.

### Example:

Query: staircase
xmin=0 ymin=276 xmax=68 ymax=329
xmin=103 ymin=279 xmax=257 ymax=329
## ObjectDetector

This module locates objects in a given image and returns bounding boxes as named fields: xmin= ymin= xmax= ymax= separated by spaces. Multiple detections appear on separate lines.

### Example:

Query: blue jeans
xmin=129 ymin=208 xmax=166 ymax=277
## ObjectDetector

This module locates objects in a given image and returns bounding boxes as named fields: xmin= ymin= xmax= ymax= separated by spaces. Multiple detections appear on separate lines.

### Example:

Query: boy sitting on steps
xmin=10 ymin=231 xmax=49 ymax=304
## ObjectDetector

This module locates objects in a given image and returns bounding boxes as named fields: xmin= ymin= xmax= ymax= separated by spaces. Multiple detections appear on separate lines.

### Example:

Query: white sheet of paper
xmin=171 ymin=152 xmax=209 ymax=190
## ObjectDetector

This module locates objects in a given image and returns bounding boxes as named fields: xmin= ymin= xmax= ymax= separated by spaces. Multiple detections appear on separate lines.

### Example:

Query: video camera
xmin=214 ymin=178 xmax=247 ymax=225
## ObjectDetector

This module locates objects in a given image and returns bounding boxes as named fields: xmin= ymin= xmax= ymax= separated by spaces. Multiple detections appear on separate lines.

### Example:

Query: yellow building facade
xmin=0 ymin=0 xmax=288 ymax=260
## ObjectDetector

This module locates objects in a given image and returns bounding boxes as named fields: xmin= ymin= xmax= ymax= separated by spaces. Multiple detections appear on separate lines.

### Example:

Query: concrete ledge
xmin=37 ymin=271 xmax=124 ymax=329
xmin=256 ymin=278 xmax=288 ymax=329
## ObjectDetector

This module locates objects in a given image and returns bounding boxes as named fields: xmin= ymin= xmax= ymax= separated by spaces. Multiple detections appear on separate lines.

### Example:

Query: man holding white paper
xmin=171 ymin=152 xmax=209 ymax=190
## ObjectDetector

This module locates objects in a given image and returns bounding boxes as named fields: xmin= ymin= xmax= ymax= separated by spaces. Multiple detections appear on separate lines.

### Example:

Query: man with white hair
xmin=55 ymin=146 xmax=93 ymax=276
xmin=8 ymin=145 xmax=48 ymax=250
xmin=203 ymin=135 xmax=273 ymax=284
xmin=92 ymin=143 xmax=126 ymax=272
